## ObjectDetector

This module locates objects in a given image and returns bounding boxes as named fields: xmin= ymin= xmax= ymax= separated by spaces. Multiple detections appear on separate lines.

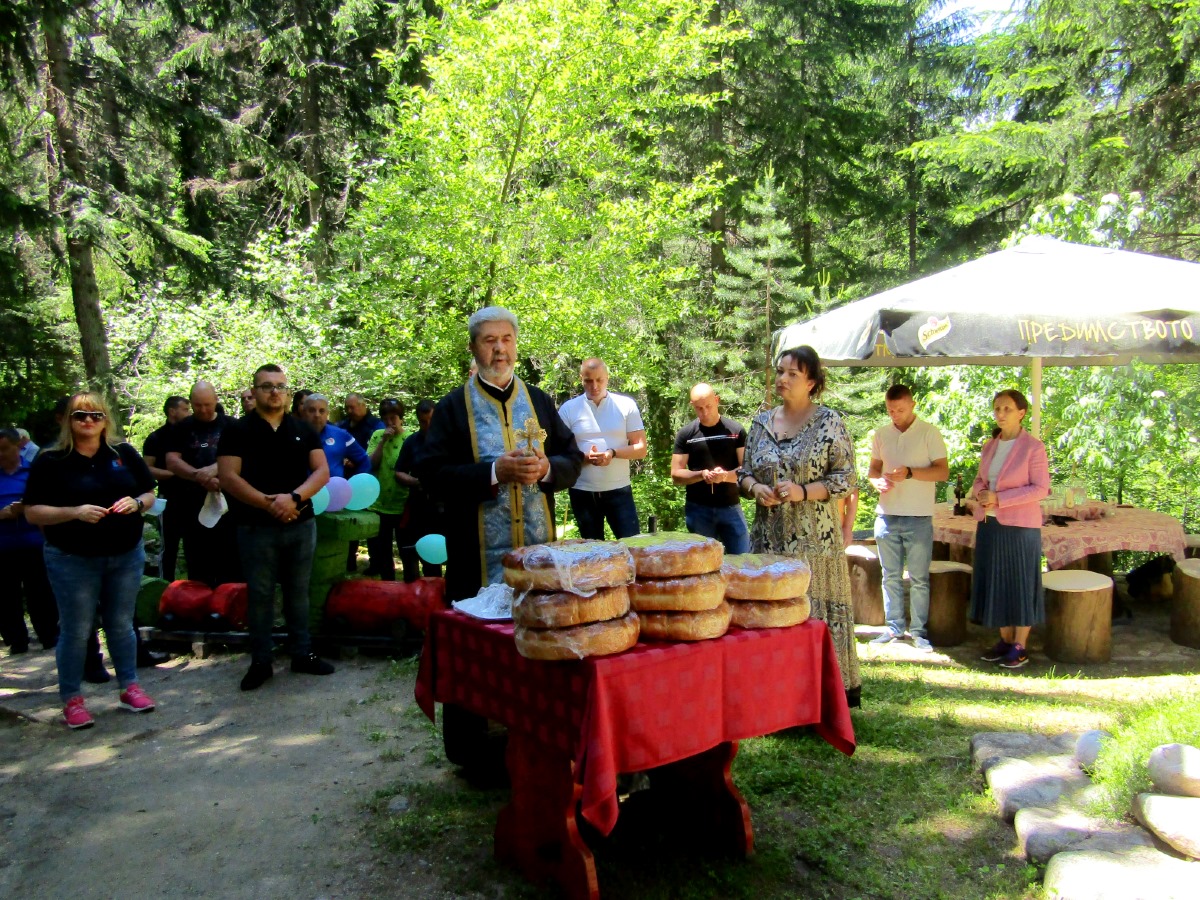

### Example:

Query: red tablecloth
xmin=415 ymin=610 xmax=855 ymax=835
xmin=932 ymin=504 xmax=1186 ymax=570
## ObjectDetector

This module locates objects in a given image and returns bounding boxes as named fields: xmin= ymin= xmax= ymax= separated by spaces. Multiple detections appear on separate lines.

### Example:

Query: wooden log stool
xmin=1042 ymin=569 xmax=1113 ymax=664
xmin=1170 ymin=558 xmax=1200 ymax=649
xmin=926 ymin=561 xmax=972 ymax=647
xmin=845 ymin=544 xmax=884 ymax=626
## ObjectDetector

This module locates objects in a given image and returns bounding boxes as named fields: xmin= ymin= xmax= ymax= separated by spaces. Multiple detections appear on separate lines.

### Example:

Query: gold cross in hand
xmin=514 ymin=417 xmax=548 ymax=454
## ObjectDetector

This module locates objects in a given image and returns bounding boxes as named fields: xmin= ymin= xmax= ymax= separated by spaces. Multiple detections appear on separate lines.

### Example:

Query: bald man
xmin=671 ymin=383 xmax=750 ymax=554
xmin=166 ymin=380 xmax=241 ymax=586
xmin=558 ymin=357 xmax=647 ymax=539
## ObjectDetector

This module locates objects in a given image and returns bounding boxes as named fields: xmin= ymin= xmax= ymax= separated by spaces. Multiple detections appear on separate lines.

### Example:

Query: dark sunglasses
xmin=71 ymin=410 xmax=107 ymax=422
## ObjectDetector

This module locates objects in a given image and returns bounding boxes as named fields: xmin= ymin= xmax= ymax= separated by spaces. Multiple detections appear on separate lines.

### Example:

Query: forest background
xmin=4 ymin=0 xmax=1200 ymax=533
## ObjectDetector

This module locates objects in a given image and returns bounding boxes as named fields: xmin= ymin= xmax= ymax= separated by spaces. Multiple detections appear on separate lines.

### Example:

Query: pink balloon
xmin=325 ymin=476 xmax=352 ymax=512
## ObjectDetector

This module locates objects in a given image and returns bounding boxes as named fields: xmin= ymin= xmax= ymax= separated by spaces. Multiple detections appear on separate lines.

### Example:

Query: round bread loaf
xmin=514 ymin=611 xmax=640 ymax=660
xmin=638 ymin=601 xmax=732 ymax=642
xmin=513 ymin=584 xmax=630 ymax=629
xmin=722 ymin=553 xmax=812 ymax=601
xmin=628 ymin=572 xmax=727 ymax=612
xmin=618 ymin=532 xmax=723 ymax=578
xmin=503 ymin=539 xmax=636 ymax=592
xmin=730 ymin=596 xmax=810 ymax=629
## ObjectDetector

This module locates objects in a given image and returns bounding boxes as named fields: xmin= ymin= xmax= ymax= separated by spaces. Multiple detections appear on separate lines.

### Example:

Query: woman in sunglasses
xmin=23 ymin=393 xmax=159 ymax=729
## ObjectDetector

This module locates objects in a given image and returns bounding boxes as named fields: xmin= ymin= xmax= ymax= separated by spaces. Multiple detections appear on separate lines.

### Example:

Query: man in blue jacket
xmin=300 ymin=394 xmax=372 ymax=478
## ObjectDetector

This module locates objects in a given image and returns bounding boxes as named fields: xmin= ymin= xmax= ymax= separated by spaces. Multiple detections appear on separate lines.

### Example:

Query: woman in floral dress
xmin=738 ymin=346 xmax=862 ymax=706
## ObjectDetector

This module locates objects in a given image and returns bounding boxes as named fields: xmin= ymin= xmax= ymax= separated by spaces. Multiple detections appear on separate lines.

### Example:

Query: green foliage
xmin=1088 ymin=692 xmax=1200 ymax=821
xmin=709 ymin=166 xmax=815 ymax=410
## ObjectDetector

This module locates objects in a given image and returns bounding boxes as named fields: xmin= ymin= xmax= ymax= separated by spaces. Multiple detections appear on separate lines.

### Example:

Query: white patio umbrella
xmin=772 ymin=237 xmax=1200 ymax=435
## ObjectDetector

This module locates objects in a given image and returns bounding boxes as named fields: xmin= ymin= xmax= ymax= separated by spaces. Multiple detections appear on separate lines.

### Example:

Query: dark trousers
xmin=0 ymin=546 xmax=59 ymax=650
xmin=239 ymin=521 xmax=316 ymax=665
xmin=160 ymin=500 xmax=183 ymax=582
xmin=181 ymin=507 xmax=242 ymax=587
xmin=400 ymin=499 xmax=444 ymax=583
xmin=568 ymin=485 xmax=640 ymax=539
xmin=366 ymin=512 xmax=404 ymax=582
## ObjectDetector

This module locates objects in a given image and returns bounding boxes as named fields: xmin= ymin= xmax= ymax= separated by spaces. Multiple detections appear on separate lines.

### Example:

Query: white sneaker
xmin=911 ymin=635 xmax=933 ymax=652
xmin=871 ymin=631 xmax=901 ymax=644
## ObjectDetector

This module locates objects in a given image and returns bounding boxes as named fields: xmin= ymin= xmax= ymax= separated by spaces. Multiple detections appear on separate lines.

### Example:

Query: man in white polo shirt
xmin=558 ymin=358 xmax=647 ymax=539
xmin=868 ymin=384 xmax=949 ymax=651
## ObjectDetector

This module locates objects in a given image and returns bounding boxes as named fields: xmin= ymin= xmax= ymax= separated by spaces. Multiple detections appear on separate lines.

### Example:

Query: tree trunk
xmin=707 ymin=0 xmax=726 ymax=275
xmin=42 ymin=2 xmax=123 ymax=435
xmin=295 ymin=0 xmax=327 ymax=260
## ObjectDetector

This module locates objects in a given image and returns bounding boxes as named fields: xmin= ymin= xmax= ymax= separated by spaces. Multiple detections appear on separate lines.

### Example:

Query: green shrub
xmin=1088 ymin=693 xmax=1200 ymax=820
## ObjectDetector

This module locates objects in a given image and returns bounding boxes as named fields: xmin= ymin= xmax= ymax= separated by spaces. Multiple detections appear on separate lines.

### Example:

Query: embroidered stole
xmin=464 ymin=377 xmax=553 ymax=586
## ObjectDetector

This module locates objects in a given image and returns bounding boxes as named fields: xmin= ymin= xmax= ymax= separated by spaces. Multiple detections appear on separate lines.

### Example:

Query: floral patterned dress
xmin=739 ymin=405 xmax=861 ymax=693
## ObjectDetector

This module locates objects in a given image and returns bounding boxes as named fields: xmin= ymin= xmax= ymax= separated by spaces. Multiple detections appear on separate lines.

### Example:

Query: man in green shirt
xmin=365 ymin=398 xmax=408 ymax=580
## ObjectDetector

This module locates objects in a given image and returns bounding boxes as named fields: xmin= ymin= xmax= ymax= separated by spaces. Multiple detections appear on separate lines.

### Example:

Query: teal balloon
xmin=415 ymin=533 xmax=448 ymax=565
xmin=346 ymin=472 xmax=380 ymax=511
xmin=311 ymin=486 xmax=331 ymax=516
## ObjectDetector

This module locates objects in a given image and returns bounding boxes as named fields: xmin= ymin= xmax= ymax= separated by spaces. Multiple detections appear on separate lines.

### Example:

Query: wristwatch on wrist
xmin=905 ymin=466 xmax=913 ymax=480
xmin=289 ymin=491 xmax=303 ymax=508
xmin=136 ymin=497 xmax=145 ymax=512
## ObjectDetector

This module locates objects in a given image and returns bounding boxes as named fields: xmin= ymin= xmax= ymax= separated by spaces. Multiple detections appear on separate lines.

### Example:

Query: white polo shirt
xmin=871 ymin=416 xmax=947 ymax=516
xmin=558 ymin=391 xmax=644 ymax=492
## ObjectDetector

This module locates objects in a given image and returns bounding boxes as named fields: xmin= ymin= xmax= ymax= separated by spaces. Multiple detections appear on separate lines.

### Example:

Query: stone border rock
xmin=970 ymin=731 xmax=1200 ymax=899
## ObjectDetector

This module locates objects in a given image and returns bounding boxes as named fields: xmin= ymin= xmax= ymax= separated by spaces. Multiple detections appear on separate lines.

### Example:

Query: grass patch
xmin=363 ymin=654 xmax=1199 ymax=898
xmin=1088 ymin=692 xmax=1200 ymax=820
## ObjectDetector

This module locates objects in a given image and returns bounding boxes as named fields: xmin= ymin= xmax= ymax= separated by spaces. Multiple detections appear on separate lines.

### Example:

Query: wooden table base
xmin=494 ymin=735 xmax=753 ymax=899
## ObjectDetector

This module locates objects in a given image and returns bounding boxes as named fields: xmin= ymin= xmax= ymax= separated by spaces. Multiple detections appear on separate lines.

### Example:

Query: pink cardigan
xmin=971 ymin=430 xmax=1050 ymax=528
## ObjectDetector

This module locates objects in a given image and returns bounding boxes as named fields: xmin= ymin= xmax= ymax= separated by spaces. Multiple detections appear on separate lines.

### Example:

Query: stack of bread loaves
xmin=619 ymin=532 xmax=731 ymax=641
xmin=504 ymin=539 xmax=639 ymax=660
xmin=721 ymin=554 xmax=812 ymax=628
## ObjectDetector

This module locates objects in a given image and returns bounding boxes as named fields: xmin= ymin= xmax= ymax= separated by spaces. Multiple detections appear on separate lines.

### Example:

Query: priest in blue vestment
xmin=416 ymin=306 xmax=584 ymax=601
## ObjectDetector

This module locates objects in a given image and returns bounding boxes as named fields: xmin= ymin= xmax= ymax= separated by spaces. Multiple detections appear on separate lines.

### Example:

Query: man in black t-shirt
xmin=218 ymin=364 xmax=334 ymax=691
xmin=670 ymin=383 xmax=750 ymax=554
xmin=166 ymin=382 xmax=239 ymax=587
xmin=142 ymin=395 xmax=190 ymax=580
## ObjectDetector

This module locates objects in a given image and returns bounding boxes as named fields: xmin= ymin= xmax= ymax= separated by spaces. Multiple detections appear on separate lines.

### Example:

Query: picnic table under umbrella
xmin=772 ymin=236 xmax=1200 ymax=435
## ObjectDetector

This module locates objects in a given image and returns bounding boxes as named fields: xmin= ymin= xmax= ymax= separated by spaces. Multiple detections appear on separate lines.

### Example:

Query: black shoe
xmin=8 ymin=644 xmax=29 ymax=656
xmin=290 ymin=653 xmax=335 ymax=676
xmin=83 ymin=661 xmax=112 ymax=684
xmin=137 ymin=649 xmax=171 ymax=668
xmin=240 ymin=661 xmax=274 ymax=691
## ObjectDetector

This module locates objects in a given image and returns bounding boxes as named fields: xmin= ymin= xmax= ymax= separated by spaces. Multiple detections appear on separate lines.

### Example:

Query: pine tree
xmin=711 ymin=166 xmax=815 ymax=411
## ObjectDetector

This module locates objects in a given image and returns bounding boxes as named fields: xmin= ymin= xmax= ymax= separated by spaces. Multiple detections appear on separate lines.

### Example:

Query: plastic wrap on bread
xmin=503 ymin=539 xmax=636 ymax=594
xmin=513 ymin=584 xmax=631 ymax=629
xmin=729 ymin=596 xmax=810 ymax=629
xmin=628 ymin=571 xmax=728 ymax=612
xmin=617 ymin=531 xmax=724 ymax=578
xmin=638 ymin=601 xmax=732 ymax=641
xmin=514 ymin=611 xmax=641 ymax=660
xmin=722 ymin=553 xmax=812 ymax=601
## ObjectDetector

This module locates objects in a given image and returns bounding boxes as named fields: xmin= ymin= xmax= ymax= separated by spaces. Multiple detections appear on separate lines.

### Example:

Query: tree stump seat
xmin=1170 ymin=558 xmax=1200 ymax=650
xmin=1043 ymin=569 xmax=1113 ymax=664
xmin=845 ymin=544 xmax=884 ymax=626
xmin=927 ymin=561 xmax=972 ymax=647
xmin=1184 ymin=534 xmax=1200 ymax=560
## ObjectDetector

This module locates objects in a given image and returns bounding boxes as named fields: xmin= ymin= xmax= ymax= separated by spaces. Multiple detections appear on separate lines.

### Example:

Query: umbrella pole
xmin=1031 ymin=358 xmax=1043 ymax=439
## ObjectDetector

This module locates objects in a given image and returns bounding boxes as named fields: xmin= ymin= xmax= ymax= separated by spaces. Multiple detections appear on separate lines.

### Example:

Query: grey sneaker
xmin=911 ymin=635 xmax=933 ymax=652
xmin=871 ymin=631 xmax=901 ymax=644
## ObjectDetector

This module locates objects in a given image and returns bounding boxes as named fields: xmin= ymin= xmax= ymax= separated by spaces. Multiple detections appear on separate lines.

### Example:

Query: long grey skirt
xmin=969 ymin=517 xmax=1045 ymax=628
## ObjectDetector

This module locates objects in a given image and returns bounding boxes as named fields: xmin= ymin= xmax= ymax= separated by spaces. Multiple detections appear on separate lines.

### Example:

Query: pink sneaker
xmin=63 ymin=696 xmax=94 ymax=730
xmin=118 ymin=684 xmax=156 ymax=713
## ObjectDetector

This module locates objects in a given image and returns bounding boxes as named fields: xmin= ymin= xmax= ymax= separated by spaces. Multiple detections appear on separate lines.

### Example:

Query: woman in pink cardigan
xmin=967 ymin=389 xmax=1050 ymax=669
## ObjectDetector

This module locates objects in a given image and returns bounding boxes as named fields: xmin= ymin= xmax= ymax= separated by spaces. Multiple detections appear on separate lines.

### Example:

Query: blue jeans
xmin=239 ymin=521 xmax=316 ymax=664
xmin=569 ymin=485 xmax=641 ymax=539
xmin=874 ymin=514 xmax=934 ymax=638
xmin=685 ymin=502 xmax=750 ymax=555
xmin=44 ymin=543 xmax=144 ymax=702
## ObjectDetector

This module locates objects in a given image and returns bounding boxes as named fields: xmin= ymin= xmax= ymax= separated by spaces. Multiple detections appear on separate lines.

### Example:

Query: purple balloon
xmin=325 ymin=476 xmax=353 ymax=512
